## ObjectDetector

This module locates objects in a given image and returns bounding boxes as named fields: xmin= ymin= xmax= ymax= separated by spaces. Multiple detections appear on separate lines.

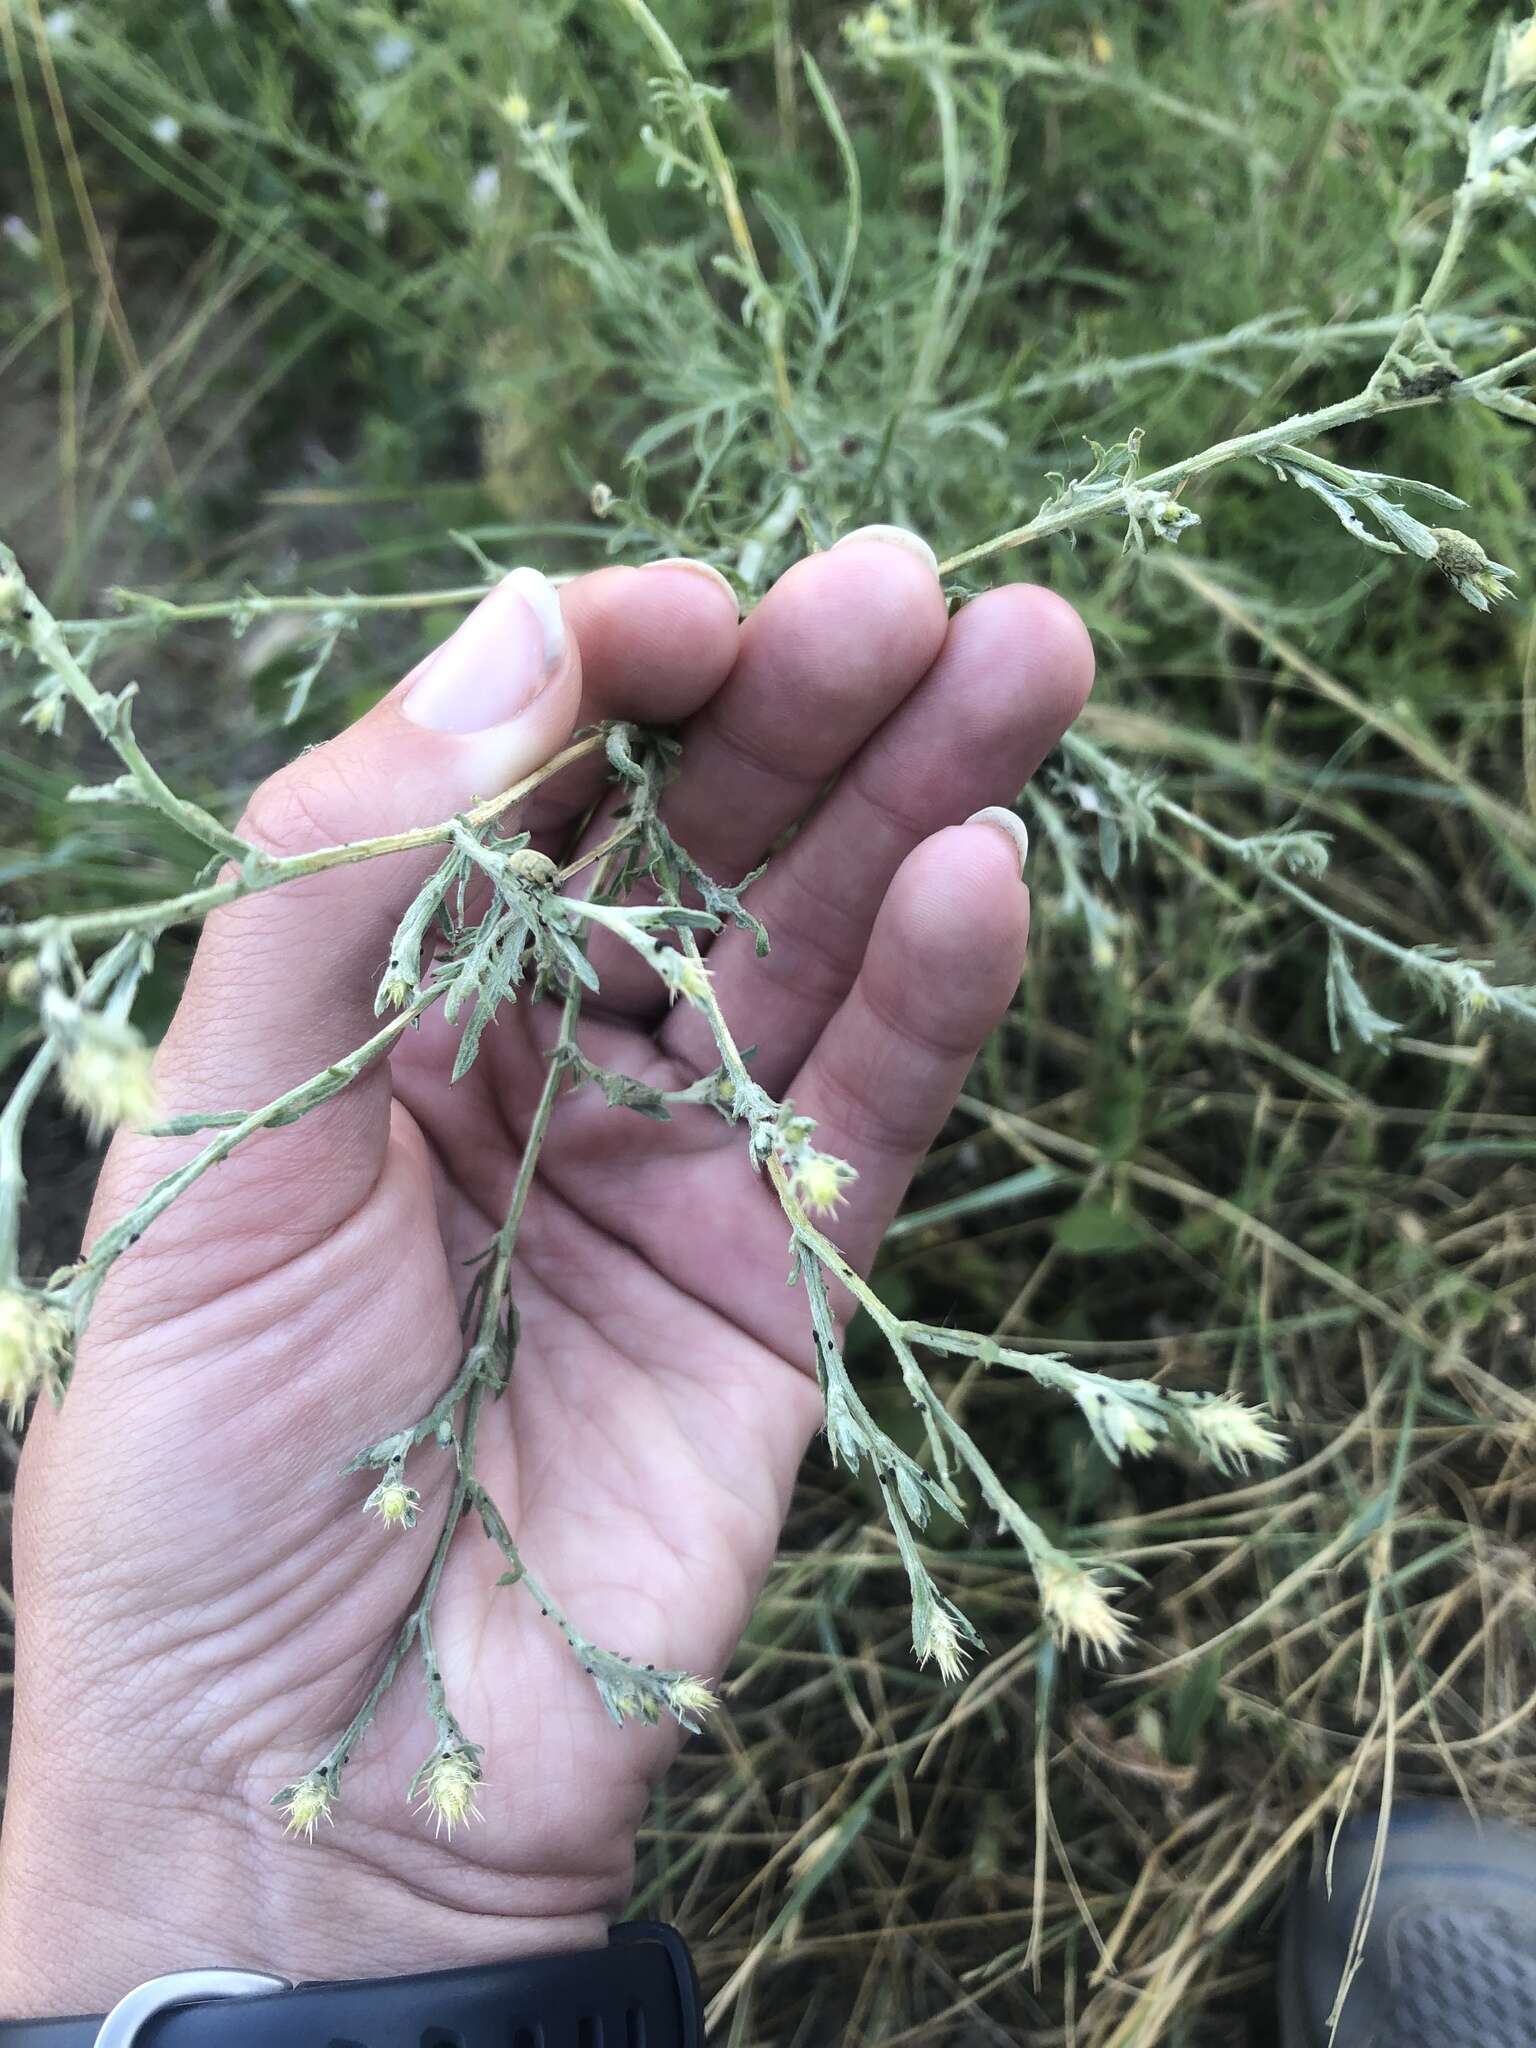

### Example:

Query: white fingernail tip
xmin=966 ymin=806 xmax=1030 ymax=875
xmin=640 ymin=557 xmax=740 ymax=610
xmin=832 ymin=525 xmax=940 ymax=575
xmin=502 ymin=566 xmax=567 ymax=669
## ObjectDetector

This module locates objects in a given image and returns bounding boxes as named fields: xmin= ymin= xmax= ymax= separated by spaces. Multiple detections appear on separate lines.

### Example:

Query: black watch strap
xmin=0 ymin=1922 xmax=701 ymax=2048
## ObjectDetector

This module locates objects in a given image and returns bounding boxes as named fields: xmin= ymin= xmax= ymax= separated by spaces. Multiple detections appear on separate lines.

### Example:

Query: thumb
xmin=97 ymin=569 xmax=581 ymax=1266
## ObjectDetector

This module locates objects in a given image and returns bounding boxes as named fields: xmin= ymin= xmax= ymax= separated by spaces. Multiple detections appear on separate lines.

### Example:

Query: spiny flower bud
xmin=413 ymin=1745 xmax=483 ymax=1837
xmin=277 ymin=1773 xmax=334 ymax=1841
xmin=1428 ymin=528 xmax=1517 ymax=612
xmin=60 ymin=1019 xmax=157 ymax=1139
xmin=364 ymin=1475 xmax=421 ymax=1529
xmin=0 ymin=1288 xmax=70 ymax=1426
xmin=660 ymin=952 xmax=713 ymax=1007
xmin=504 ymin=847 xmax=560 ymax=889
xmin=1037 ymin=1557 xmax=1133 ymax=1664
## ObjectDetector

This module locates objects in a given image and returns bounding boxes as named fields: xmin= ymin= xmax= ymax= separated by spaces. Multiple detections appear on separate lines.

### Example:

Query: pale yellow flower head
xmin=1038 ymin=1558 xmax=1132 ymax=1664
xmin=665 ymin=1675 xmax=720 ymax=1728
xmin=661 ymin=952 xmax=714 ymax=1007
xmin=793 ymin=1150 xmax=858 ymax=1221
xmin=1181 ymin=1395 xmax=1287 ymax=1475
xmin=278 ymin=1773 xmax=333 ymax=1842
xmin=414 ymin=1746 xmax=483 ymax=1838
xmin=61 ymin=1021 xmax=156 ymax=1139
xmin=0 ymin=1288 xmax=70 ymax=1427
xmin=1508 ymin=15 xmax=1536 ymax=90
xmin=916 ymin=1605 xmax=969 ymax=1684
xmin=365 ymin=1476 xmax=421 ymax=1529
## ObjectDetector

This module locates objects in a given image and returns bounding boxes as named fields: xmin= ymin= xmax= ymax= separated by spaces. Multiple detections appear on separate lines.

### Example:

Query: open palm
xmin=0 ymin=538 xmax=1091 ymax=2011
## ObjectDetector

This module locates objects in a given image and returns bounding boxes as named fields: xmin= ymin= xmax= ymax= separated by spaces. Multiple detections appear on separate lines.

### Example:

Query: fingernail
xmin=832 ymin=524 xmax=940 ymax=575
xmin=640 ymin=557 xmax=740 ymax=611
xmin=966 ymin=806 xmax=1029 ymax=876
xmin=404 ymin=568 xmax=566 ymax=733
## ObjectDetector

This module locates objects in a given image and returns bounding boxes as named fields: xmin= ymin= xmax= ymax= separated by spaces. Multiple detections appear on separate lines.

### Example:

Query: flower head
xmin=60 ymin=1020 xmax=156 ymax=1139
xmin=916 ymin=1604 xmax=970 ymax=1684
xmin=1429 ymin=528 xmax=1517 ymax=612
xmin=277 ymin=1772 xmax=333 ymax=1841
xmin=364 ymin=1475 xmax=421 ymax=1530
xmin=0 ymin=1288 xmax=70 ymax=1427
xmin=665 ymin=1674 xmax=720 ymax=1730
xmin=792 ymin=1150 xmax=858 ymax=1221
xmin=1037 ymin=1557 xmax=1133 ymax=1663
xmin=660 ymin=951 xmax=713 ymax=1007
xmin=1177 ymin=1394 xmax=1287 ymax=1475
xmin=413 ymin=1744 xmax=483 ymax=1838
xmin=1508 ymin=15 xmax=1536 ymax=91
xmin=502 ymin=89 xmax=531 ymax=125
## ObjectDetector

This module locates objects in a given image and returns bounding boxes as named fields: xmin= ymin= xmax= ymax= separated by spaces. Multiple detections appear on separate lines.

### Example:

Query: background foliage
xmin=4 ymin=1 xmax=1536 ymax=2040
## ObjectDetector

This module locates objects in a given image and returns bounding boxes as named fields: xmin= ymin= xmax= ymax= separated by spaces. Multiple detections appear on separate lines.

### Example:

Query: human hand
xmin=0 ymin=533 xmax=1091 ymax=2011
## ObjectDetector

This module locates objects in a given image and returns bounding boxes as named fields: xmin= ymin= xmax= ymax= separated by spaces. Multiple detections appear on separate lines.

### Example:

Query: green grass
xmin=5 ymin=2 xmax=1536 ymax=2040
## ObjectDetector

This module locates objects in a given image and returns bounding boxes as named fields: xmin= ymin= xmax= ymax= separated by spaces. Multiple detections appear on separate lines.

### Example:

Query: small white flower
xmin=469 ymin=165 xmax=501 ymax=210
xmin=3 ymin=217 xmax=42 ymax=260
xmin=372 ymin=33 xmax=414 ymax=75
xmin=149 ymin=115 xmax=182 ymax=148
xmin=43 ymin=9 xmax=76 ymax=42
xmin=364 ymin=187 xmax=390 ymax=238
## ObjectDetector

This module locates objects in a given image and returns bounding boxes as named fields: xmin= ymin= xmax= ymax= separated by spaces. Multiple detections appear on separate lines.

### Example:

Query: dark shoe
xmin=1280 ymin=1802 xmax=1536 ymax=2046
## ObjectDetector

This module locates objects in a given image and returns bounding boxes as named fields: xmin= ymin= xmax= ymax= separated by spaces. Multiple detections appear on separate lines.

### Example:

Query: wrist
xmin=0 ymin=1767 xmax=613 ymax=2017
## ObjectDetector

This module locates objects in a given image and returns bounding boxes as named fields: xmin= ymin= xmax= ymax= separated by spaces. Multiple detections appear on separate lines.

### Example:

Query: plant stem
xmin=608 ymin=0 xmax=797 ymax=446
xmin=0 ymin=733 xmax=605 ymax=953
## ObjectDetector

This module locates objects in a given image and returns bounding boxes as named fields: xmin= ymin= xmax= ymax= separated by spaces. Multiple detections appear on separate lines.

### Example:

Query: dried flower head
xmin=364 ymin=1475 xmax=421 ymax=1529
xmin=413 ymin=1744 xmax=484 ymax=1837
xmin=1177 ymin=1394 xmax=1288 ymax=1475
xmin=277 ymin=1773 xmax=334 ymax=1841
xmin=60 ymin=1019 xmax=157 ymax=1138
xmin=0 ymin=1288 xmax=70 ymax=1426
xmin=1037 ymin=1557 xmax=1133 ymax=1663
